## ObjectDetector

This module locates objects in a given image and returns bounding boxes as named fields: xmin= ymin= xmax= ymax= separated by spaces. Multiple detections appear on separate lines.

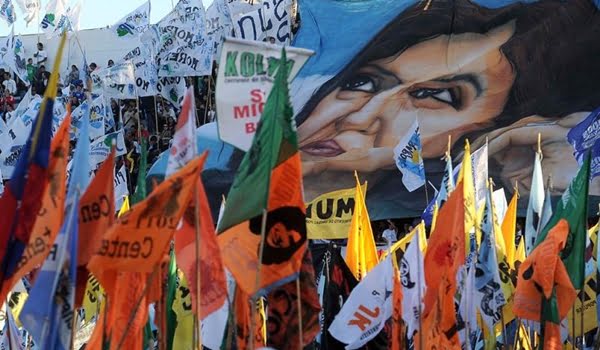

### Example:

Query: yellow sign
xmin=306 ymin=185 xmax=366 ymax=239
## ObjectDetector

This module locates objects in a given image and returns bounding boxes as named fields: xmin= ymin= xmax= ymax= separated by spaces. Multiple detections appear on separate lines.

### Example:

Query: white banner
xmin=0 ymin=97 xmax=42 ymax=178
xmin=156 ymin=0 xmax=213 ymax=77
xmin=92 ymin=61 xmax=138 ymax=99
xmin=110 ymin=1 xmax=150 ymax=40
xmin=0 ymin=0 xmax=16 ymax=25
xmin=89 ymin=95 xmax=111 ymax=140
xmin=216 ymin=37 xmax=312 ymax=151
xmin=232 ymin=0 xmax=292 ymax=44
xmin=89 ymin=129 xmax=127 ymax=168
xmin=15 ymin=0 xmax=39 ymax=25
xmin=157 ymin=76 xmax=186 ymax=107
xmin=134 ymin=59 xmax=159 ymax=97
xmin=114 ymin=164 xmax=129 ymax=211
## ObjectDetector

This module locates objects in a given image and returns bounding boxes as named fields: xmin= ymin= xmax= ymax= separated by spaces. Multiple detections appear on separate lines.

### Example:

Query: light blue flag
xmin=68 ymin=100 xmax=92 ymax=195
xmin=473 ymin=188 xmax=506 ymax=333
xmin=20 ymin=196 xmax=79 ymax=350
xmin=393 ymin=119 xmax=425 ymax=192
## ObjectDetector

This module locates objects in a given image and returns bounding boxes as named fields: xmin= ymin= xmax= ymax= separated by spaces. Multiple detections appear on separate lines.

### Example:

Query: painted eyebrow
xmin=361 ymin=64 xmax=402 ymax=84
xmin=434 ymin=74 xmax=483 ymax=97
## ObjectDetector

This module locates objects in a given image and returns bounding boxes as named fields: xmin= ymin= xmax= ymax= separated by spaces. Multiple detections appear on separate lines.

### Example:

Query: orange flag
xmin=391 ymin=267 xmax=403 ymax=350
xmin=421 ymin=181 xmax=466 ymax=348
xmin=0 ymin=112 xmax=71 ymax=302
xmin=87 ymin=153 xmax=206 ymax=274
xmin=513 ymin=219 xmax=577 ymax=321
xmin=108 ymin=272 xmax=149 ymax=350
xmin=75 ymin=148 xmax=115 ymax=307
xmin=174 ymin=176 xmax=227 ymax=320
xmin=234 ymin=286 xmax=266 ymax=349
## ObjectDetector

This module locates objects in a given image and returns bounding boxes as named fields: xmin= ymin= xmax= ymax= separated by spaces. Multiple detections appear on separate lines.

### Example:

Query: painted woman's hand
xmin=471 ymin=113 xmax=600 ymax=195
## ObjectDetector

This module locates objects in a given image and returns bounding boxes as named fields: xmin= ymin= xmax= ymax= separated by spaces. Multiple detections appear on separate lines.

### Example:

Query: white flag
xmin=393 ymin=119 xmax=425 ymax=192
xmin=40 ymin=0 xmax=66 ymax=37
xmin=400 ymin=224 xmax=426 ymax=337
xmin=232 ymin=0 xmax=292 ymax=44
xmin=133 ymin=59 xmax=159 ymax=97
xmin=53 ymin=0 xmax=82 ymax=35
xmin=88 ymin=129 xmax=127 ymax=168
xmin=113 ymin=164 xmax=129 ymax=211
xmin=166 ymin=87 xmax=197 ymax=176
xmin=158 ymin=76 xmax=186 ymax=107
xmin=329 ymin=256 xmax=394 ymax=349
xmin=5 ymin=28 xmax=29 ymax=86
xmin=89 ymin=95 xmax=110 ymax=140
xmin=472 ymin=144 xmax=489 ymax=209
xmin=474 ymin=189 xmax=506 ymax=332
xmin=0 ymin=0 xmax=16 ymax=25
xmin=14 ymin=0 xmax=39 ymax=25
xmin=92 ymin=61 xmax=138 ymax=99
xmin=110 ymin=1 xmax=150 ymax=40
xmin=525 ymin=152 xmax=544 ymax=254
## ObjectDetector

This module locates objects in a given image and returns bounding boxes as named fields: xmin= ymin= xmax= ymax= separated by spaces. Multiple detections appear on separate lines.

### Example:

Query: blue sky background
xmin=0 ymin=0 xmax=214 ymax=36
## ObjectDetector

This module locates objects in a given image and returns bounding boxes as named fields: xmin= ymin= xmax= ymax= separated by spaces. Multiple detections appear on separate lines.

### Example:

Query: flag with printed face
xmin=166 ymin=87 xmax=196 ymax=176
xmin=267 ymin=249 xmax=321 ymax=349
xmin=513 ymin=220 xmax=577 ymax=349
xmin=393 ymin=119 xmax=425 ymax=192
xmin=0 ymin=34 xmax=67 ymax=286
xmin=401 ymin=224 xmax=426 ymax=337
xmin=474 ymin=188 xmax=506 ymax=333
xmin=75 ymin=149 xmax=115 ymax=307
xmin=525 ymin=151 xmax=545 ymax=255
xmin=0 ymin=112 xmax=70 ymax=305
xmin=217 ymin=49 xmax=307 ymax=296
xmin=329 ymin=256 xmax=394 ymax=349
xmin=88 ymin=154 xmax=205 ymax=273
xmin=110 ymin=1 xmax=150 ymax=40
xmin=346 ymin=175 xmax=378 ymax=280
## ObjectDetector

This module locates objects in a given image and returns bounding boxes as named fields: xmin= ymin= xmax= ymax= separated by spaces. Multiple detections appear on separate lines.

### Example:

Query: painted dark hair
xmin=296 ymin=0 xmax=600 ymax=130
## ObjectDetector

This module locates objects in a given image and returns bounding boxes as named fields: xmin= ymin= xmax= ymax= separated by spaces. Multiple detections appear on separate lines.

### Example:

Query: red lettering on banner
xmin=245 ymin=123 xmax=256 ymax=134
xmin=347 ymin=305 xmax=380 ymax=331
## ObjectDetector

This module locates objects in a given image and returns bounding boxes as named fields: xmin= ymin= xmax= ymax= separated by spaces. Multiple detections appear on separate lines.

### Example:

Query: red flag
xmin=174 ymin=177 xmax=227 ymax=319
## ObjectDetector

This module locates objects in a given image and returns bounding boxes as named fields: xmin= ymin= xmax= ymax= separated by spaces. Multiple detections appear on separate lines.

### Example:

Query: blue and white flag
xmin=0 ymin=0 xmax=17 ymax=25
xmin=567 ymin=108 xmax=600 ymax=178
xmin=393 ymin=119 xmax=425 ymax=192
xmin=421 ymin=154 xmax=454 ymax=225
xmin=20 ymin=197 xmax=79 ymax=350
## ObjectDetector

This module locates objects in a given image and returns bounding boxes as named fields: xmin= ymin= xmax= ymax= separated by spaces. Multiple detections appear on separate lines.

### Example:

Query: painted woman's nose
xmin=335 ymin=103 xmax=382 ymax=135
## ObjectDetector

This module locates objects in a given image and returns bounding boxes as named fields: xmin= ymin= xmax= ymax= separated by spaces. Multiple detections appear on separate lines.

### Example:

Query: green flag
xmin=216 ymin=49 xmax=295 ymax=233
xmin=534 ymin=152 xmax=590 ymax=289
xmin=132 ymin=138 xmax=148 ymax=205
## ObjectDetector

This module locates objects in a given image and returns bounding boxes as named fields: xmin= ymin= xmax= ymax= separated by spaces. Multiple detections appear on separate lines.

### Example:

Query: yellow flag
xmin=173 ymin=269 xmax=194 ymax=350
xmin=82 ymin=275 xmax=104 ymax=323
xmin=515 ymin=239 xmax=526 ymax=267
xmin=118 ymin=196 xmax=130 ymax=216
xmin=459 ymin=141 xmax=477 ymax=253
xmin=345 ymin=173 xmax=378 ymax=280
xmin=431 ymin=203 xmax=439 ymax=232
xmin=502 ymin=192 xmax=518 ymax=265
xmin=8 ymin=291 xmax=27 ymax=328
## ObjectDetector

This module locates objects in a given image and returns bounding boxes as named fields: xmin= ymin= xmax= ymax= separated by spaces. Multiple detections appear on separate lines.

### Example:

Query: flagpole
xmin=192 ymin=178 xmax=203 ymax=350
xmin=249 ymin=208 xmax=268 ymax=350
xmin=295 ymin=277 xmax=304 ymax=349
xmin=115 ymin=264 xmax=161 ymax=350
xmin=416 ymin=222 xmax=424 ymax=350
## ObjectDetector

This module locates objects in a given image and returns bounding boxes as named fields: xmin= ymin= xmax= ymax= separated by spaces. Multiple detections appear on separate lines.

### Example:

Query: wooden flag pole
xmin=295 ymin=278 xmax=304 ymax=349
xmin=115 ymin=264 xmax=161 ymax=350
xmin=249 ymin=209 xmax=269 ymax=350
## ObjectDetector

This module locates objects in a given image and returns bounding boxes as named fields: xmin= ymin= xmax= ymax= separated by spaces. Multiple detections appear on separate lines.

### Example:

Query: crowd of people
xmin=1 ymin=42 xmax=218 ymax=196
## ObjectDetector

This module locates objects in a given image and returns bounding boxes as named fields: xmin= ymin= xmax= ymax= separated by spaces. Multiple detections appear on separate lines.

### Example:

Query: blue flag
xmin=20 ymin=196 xmax=79 ymax=350
xmin=567 ymin=107 xmax=600 ymax=178
xmin=68 ymin=100 xmax=92 ymax=195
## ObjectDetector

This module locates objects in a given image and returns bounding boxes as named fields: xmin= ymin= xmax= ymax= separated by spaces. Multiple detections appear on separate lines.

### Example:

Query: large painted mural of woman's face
xmin=292 ymin=0 xmax=600 ymax=217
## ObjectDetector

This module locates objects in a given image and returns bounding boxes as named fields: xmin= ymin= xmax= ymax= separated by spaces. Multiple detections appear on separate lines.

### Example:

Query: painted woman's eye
xmin=409 ymin=87 xmax=460 ymax=109
xmin=341 ymin=74 xmax=377 ymax=93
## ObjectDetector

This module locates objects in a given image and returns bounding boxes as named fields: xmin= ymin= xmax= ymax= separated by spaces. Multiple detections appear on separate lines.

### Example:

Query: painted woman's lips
xmin=301 ymin=140 xmax=345 ymax=157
